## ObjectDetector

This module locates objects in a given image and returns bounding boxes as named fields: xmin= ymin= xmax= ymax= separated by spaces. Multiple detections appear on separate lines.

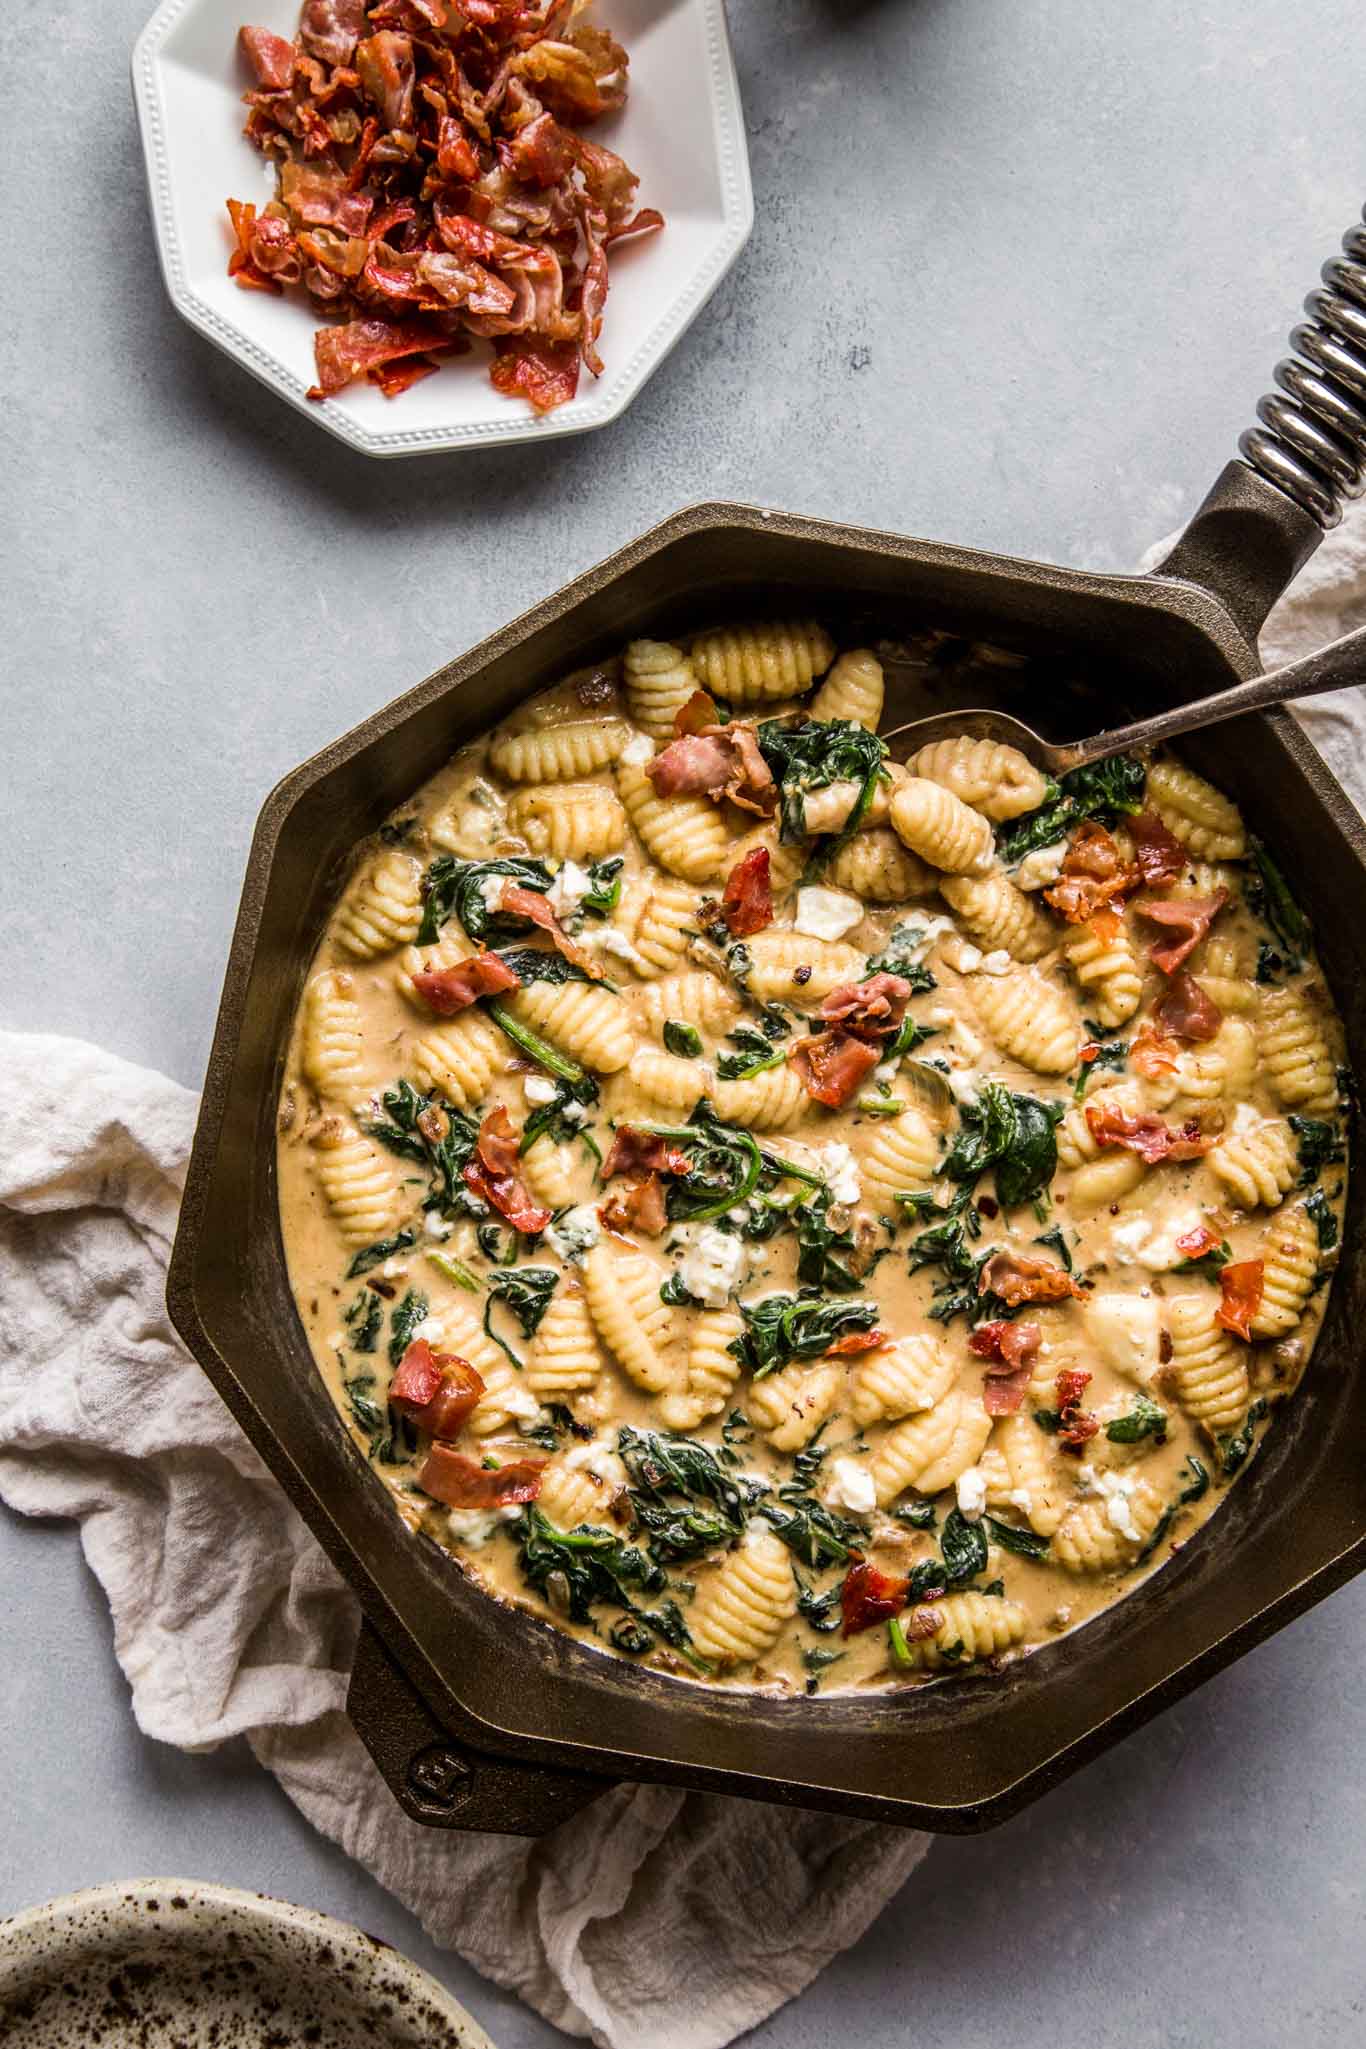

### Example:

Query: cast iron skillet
xmin=169 ymin=208 xmax=1366 ymax=1837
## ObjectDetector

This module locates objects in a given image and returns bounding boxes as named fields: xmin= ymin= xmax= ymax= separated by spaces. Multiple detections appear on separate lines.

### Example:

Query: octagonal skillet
xmin=169 ymin=209 xmax=1366 ymax=1837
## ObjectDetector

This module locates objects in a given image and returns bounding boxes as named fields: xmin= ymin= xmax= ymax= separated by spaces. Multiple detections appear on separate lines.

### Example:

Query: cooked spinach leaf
xmin=342 ymin=1372 xmax=417 ymax=1466
xmin=716 ymin=1024 xmax=787 ymax=1081
xmin=756 ymin=717 xmax=889 ymax=849
xmin=617 ymin=1425 xmax=753 ymax=1562
xmin=367 ymin=1079 xmax=481 ymax=1214
xmin=1106 ymin=1395 xmax=1169 ymax=1445
xmin=728 ymin=1293 xmax=881 ymax=1378
xmin=894 ymin=1499 xmax=938 ymax=1531
xmin=1246 ymin=837 xmax=1310 ymax=968
xmin=1172 ymin=1236 xmax=1232 ymax=1281
xmin=519 ymin=1074 xmax=600 ymax=1160
xmin=944 ymin=1080 xmax=1063 ymax=1210
xmin=997 ymin=754 xmax=1145 ymax=863
xmin=345 ymin=1228 xmax=417 ymax=1279
xmin=387 ymin=1288 xmax=429 ymax=1367
xmin=1178 ymin=1456 xmax=1211 ymax=1503
xmin=663 ymin=1019 xmax=704 ymax=1059
xmin=983 ymin=1515 xmax=1050 ymax=1559
xmin=1305 ymin=1187 xmax=1339 ymax=1252
xmin=583 ymin=856 xmax=624 ymax=917
xmin=638 ymin=1105 xmax=765 ymax=1223
xmin=418 ymin=855 xmax=554 ymax=946
xmin=343 ymin=1290 xmax=383 ymax=1354
xmin=1288 ymin=1115 xmax=1345 ymax=1186
xmin=1033 ymin=1223 xmax=1074 ymax=1272
xmin=761 ymin=1489 xmax=863 ymax=1569
xmin=794 ymin=1571 xmax=844 ymax=1633
xmin=1074 ymin=1030 xmax=1129 ymax=1099
xmin=721 ymin=1409 xmax=754 ymax=1456
xmin=794 ymin=1184 xmax=863 ymax=1293
xmin=863 ymin=924 xmax=939 ymax=993
xmin=1217 ymin=1396 xmax=1269 ymax=1477
xmin=495 ymin=946 xmax=592 ymax=986
xmin=518 ymin=1508 xmax=665 ymax=1612
xmin=938 ymin=1508 xmax=988 ymax=1585
xmin=482 ymin=1267 xmax=558 ymax=1369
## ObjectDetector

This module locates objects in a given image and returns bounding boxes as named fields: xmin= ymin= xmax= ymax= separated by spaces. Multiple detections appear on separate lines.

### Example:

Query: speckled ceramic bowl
xmin=0 ymin=1878 xmax=496 ymax=2047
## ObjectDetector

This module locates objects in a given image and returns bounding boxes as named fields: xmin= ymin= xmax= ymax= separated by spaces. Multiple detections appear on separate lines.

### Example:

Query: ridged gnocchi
xmin=282 ymin=635 xmax=1347 ymax=1705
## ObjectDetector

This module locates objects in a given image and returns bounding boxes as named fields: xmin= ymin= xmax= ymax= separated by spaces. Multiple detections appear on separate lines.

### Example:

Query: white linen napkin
xmin=0 ymin=1069 xmax=928 ymax=2046
xmin=1 ymin=508 xmax=1362 ymax=2049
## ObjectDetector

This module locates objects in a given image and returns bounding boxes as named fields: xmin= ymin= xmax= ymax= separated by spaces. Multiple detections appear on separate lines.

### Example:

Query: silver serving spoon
xmin=880 ymin=620 xmax=1366 ymax=774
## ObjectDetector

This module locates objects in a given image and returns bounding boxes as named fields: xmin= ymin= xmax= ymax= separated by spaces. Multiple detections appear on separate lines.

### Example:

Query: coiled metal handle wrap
xmin=1239 ymin=213 xmax=1366 ymax=528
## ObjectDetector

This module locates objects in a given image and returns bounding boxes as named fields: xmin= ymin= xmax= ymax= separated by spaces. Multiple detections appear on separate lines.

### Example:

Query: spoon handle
xmin=1055 ymin=621 xmax=1366 ymax=773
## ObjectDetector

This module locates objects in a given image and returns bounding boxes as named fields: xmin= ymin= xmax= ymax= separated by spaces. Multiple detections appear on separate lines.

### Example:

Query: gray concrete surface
xmin=3 ymin=0 xmax=1365 ymax=2042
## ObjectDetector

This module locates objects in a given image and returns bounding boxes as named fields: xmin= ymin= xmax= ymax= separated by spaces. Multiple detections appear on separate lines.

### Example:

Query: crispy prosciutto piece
xmin=788 ymin=1030 xmax=880 ymax=1109
xmin=463 ymin=1106 xmax=552 ymax=1234
xmin=489 ymin=339 xmax=581 ymax=414
xmin=390 ymin=1340 xmax=486 ymax=1438
xmin=436 ymin=115 xmax=480 ymax=182
xmin=673 ymin=688 xmax=720 ymax=738
xmin=1216 ymin=1259 xmax=1265 ymax=1342
xmin=1129 ymin=1020 xmax=1182 ymax=1078
xmin=646 ymin=724 xmax=777 ymax=818
xmin=513 ymin=26 xmax=630 ymax=122
xmin=1084 ymin=1102 xmax=1215 ymax=1164
xmin=1054 ymin=1367 xmax=1099 ymax=1450
xmin=226 ymin=201 xmax=293 ymax=293
xmin=355 ymin=31 xmax=415 ymax=131
xmin=979 ymin=1253 xmax=1081 ymax=1307
xmin=1135 ymin=890 xmax=1229 ymax=974
xmin=1174 ymin=1224 xmax=1223 ymax=1261
xmin=601 ymin=1127 xmax=693 ymax=1182
xmin=818 ymin=973 xmax=914 ymax=1042
xmin=824 ymin=1327 xmax=887 ymax=1356
xmin=1043 ymin=821 xmax=1133 ymax=924
xmin=1154 ymin=969 xmax=1222 ymax=1043
xmin=645 ymin=733 xmax=731 ymax=796
xmin=979 ymin=1367 xmax=1032 ymax=1416
xmin=228 ymin=1 xmax=658 ymax=413
xmin=308 ymin=317 xmax=453 ymax=399
xmin=720 ymin=846 xmax=773 ymax=937
xmin=411 ymin=949 xmax=521 ymax=1015
xmin=280 ymin=161 xmax=374 ymax=234
xmin=599 ymin=1174 xmax=668 ymax=1237
xmin=299 ymin=0 xmax=366 ymax=66
xmin=419 ymin=1445 xmax=546 ymax=1510
xmin=498 ymin=882 xmax=603 ymax=979
xmin=970 ymin=1319 xmax=1043 ymax=1415
xmin=841 ymin=1558 xmax=910 ymax=1637
xmin=368 ymin=353 xmax=443 ymax=397
xmin=504 ymin=110 xmax=576 ymax=188
xmin=239 ymin=25 xmax=296 ymax=88
xmin=1129 ymin=808 xmax=1187 ymax=886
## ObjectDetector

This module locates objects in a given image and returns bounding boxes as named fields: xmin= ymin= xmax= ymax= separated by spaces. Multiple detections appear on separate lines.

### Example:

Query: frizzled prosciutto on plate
xmin=228 ymin=0 xmax=662 ymax=408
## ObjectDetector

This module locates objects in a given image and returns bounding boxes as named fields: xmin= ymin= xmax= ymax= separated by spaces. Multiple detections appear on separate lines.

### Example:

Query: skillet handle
xmin=1154 ymin=201 xmax=1366 ymax=640
xmin=346 ymin=1620 xmax=616 ymax=1836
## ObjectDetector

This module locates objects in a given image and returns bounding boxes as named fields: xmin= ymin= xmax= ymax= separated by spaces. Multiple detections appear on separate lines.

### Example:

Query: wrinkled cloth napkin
xmin=2 ymin=505 xmax=1365 ymax=2049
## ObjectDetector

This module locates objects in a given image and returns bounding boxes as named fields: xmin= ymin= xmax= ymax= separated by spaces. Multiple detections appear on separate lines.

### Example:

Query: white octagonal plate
xmin=132 ymin=0 xmax=752 ymax=457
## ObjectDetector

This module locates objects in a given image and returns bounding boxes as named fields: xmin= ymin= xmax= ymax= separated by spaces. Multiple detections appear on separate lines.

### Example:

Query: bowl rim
xmin=0 ymin=1876 xmax=494 ymax=2043
xmin=129 ymin=0 xmax=754 ymax=457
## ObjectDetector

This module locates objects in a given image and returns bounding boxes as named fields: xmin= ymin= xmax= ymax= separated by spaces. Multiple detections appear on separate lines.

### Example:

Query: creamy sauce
xmin=276 ymin=633 xmax=1349 ymax=1696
